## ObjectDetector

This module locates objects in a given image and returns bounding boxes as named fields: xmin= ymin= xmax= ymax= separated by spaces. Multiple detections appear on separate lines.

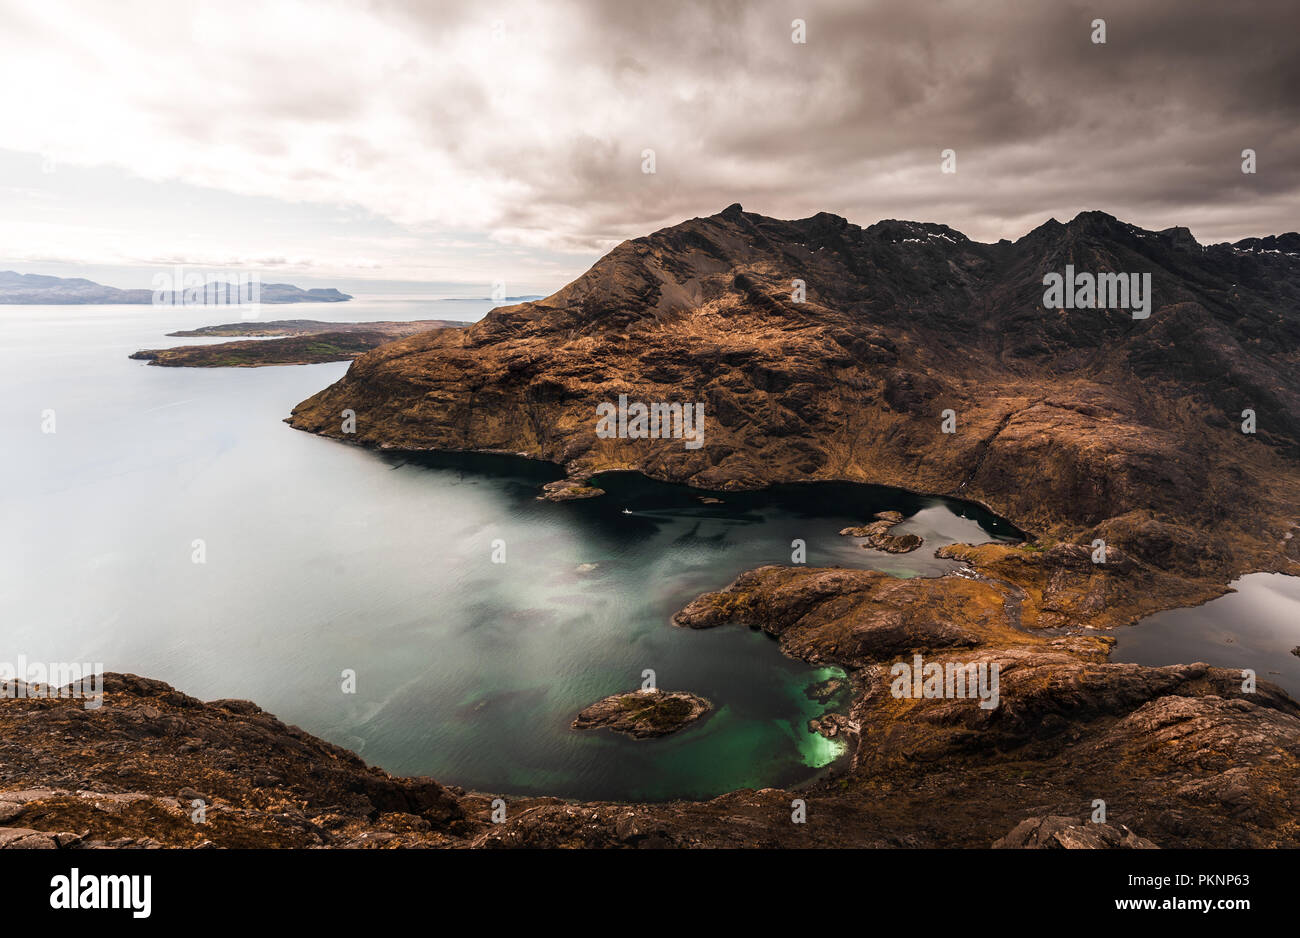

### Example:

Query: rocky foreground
xmin=4 ymin=548 xmax=1299 ymax=850
xmin=2 ymin=526 xmax=1298 ymax=849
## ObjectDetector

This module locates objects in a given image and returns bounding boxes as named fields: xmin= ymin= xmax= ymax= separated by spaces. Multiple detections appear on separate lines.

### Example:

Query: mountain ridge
xmin=288 ymin=205 xmax=1300 ymax=593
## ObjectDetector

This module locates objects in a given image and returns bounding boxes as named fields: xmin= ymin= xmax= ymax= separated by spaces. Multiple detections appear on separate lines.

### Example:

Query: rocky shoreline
xmin=4 ymin=522 xmax=1300 ymax=849
xmin=4 ymin=536 xmax=1298 ymax=848
xmin=3 ymin=520 xmax=1299 ymax=848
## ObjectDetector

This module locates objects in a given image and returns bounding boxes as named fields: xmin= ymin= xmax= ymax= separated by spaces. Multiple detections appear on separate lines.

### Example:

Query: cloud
xmin=0 ymin=0 xmax=1295 ymax=282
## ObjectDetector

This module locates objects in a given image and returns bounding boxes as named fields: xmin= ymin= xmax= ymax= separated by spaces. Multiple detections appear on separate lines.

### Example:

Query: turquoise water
xmin=1 ymin=299 xmax=1018 ymax=801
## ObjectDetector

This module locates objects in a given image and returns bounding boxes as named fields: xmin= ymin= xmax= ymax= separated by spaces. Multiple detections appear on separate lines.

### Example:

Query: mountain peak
xmin=1068 ymin=209 xmax=1122 ymax=227
xmin=865 ymin=219 xmax=968 ymax=244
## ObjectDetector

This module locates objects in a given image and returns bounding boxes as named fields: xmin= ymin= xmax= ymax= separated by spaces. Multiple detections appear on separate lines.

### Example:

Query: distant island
xmin=0 ymin=270 xmax=352 ymax=304
xmin=130 ymin=319 xmax=467 ymax=367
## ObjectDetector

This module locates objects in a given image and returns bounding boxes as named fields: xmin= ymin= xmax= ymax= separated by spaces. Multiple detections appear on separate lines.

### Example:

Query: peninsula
xmin=130 ymin=319 xmax=468 ymax=367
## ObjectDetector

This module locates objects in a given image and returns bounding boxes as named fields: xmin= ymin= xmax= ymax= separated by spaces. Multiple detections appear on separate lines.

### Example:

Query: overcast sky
xmin=0 ymin=0 xmax=1296 ymax=291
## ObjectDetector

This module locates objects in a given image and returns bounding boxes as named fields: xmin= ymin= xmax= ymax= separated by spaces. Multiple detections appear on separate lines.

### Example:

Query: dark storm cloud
xmin=426 ymin=0 xmax=1300 ymax=246
xmin=3 ymin=0 xmax=1294 ymax=272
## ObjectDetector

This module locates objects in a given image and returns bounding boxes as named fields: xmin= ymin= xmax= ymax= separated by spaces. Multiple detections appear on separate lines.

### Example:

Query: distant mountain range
xmin=0 ymin=270 xmax=351 ymax=304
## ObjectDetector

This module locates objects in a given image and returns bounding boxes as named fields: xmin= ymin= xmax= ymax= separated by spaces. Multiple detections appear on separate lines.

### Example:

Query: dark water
xmin=1112 ymin=572 xmax=1300 ymax=700
xmin=2 ymin=300 xmax=1022 ymax=801
xmin=331 ymin=456 xmax=1019 ymax=799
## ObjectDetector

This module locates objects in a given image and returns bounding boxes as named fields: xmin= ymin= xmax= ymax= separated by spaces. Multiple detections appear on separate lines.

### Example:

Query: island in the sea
xmin=0 ymin=270 xmax=352 ymax=304
xmin=839 ymin=510 xmax=924 ymax=553
xmin=130 ymin=319 xmax=468 ymax=367
xmin=571 ymin=689 xmax=712 ymax=738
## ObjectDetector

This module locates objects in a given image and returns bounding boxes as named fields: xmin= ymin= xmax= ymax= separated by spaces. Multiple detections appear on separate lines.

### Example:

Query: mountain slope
xmin=289 ymin=206 xmax=1300 ymax=584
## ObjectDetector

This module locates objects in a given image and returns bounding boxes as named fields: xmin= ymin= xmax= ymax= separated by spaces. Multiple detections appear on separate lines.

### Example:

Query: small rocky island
xmin=538 ymin=479 xmax=606 ymax=501
xmin=805 ymin=676 xmax=846 ymax=704
xmin=839 ymin=510 xmax=923 ymax=553
xmin=571 ymin=689 xmax=711 ymax=738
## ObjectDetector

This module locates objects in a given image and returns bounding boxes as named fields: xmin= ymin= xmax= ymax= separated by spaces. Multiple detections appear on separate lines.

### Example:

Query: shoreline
xmin=2 ymin=452 xmax=1296 ymax=844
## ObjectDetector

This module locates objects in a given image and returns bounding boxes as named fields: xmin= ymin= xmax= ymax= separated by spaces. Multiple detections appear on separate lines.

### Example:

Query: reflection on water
xmin=1112 ymin=572 xmax=1300 ymax=700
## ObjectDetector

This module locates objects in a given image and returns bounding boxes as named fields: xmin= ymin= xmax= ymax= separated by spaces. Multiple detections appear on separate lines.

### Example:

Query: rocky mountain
xmin=288 ymin=206 xmax=1300 ymax=586
xmin=0 ymin=270 xmax=351 ymax=304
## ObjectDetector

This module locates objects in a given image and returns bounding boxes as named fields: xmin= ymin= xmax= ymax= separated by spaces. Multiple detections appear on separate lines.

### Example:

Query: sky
xmin=0 ymin=0 xmax=1296 ymax=293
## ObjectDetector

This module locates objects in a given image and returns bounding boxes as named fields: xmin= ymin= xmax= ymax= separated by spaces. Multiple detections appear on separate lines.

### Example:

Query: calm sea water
xmin=20 ymin=296 xmax=1289 ymax=801
xmin=1111 ymin=572 xmax=1300 ymax=699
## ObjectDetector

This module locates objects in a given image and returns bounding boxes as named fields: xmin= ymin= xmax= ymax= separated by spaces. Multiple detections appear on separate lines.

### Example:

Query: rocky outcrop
xmin=538 ymin=479 xmax=605 ymax=501
xmin=839 ymin=511 xmax=923 ymax=552
xmin=808 ymin=712 xmax=857 ymax=739
xmin=664 ymin=557 xmax=1300 ymax=848
xmin=934 ymin=540 xmax=1226 ymax=630
xmin=571 ymin=689 xmax=711 ymax=738
xmin=994 ymin=816 xmax=1158 ymax=849
xmin=805 ymin=677 xmax=845 ymax=703
xmin=0 ymin=673 xmax=466 ymax=848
